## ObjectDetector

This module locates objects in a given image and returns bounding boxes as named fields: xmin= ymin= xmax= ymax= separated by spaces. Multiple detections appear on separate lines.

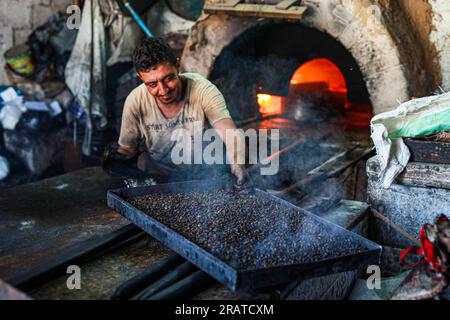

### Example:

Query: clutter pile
xmin=0 ymin=1 xmax=199 ymax=188
xmin=0 ymin=11 xmax=78 ymax=185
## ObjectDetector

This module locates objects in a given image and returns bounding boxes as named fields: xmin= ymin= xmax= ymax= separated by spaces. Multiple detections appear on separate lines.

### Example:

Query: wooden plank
xmin=404 ymin=139 xmax=450 ymax=165
xmin=276 ymin=0 xmax=299 ymax=10
xmin=396 ymin=162 xmax=450 ymax=190
xmin=204 ymin=3 xmax=308 ymax=20
xmin=220 ymin=0 xmax=242 ymax=7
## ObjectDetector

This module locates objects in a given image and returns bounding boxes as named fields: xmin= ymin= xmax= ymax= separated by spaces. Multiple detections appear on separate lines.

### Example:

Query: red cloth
xmin=400 ymin=217 xmax=448 ymax=274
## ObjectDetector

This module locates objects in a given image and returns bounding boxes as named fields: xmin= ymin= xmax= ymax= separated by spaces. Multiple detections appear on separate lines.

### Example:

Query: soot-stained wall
xmin=181 ymin=0 xmax=450 ymax=115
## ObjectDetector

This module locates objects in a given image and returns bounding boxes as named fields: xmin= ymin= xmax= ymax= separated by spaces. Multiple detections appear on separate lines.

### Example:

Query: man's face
xmin=138 ymin=62 xmax=182 ymax=105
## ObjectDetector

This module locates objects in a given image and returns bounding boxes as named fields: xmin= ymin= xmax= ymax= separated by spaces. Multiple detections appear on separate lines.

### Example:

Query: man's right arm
xmin=118 ymin=93 xmax=141 ymax=156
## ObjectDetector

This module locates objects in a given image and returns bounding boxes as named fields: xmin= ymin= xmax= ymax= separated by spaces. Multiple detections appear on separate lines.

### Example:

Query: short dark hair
xmin=133 ymin=37 xmax=178 ymax=73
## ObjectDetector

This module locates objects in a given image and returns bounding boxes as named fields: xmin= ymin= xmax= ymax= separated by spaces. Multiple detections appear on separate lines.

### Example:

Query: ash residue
xmin=129 ymin=189 xmax=364 ymax=270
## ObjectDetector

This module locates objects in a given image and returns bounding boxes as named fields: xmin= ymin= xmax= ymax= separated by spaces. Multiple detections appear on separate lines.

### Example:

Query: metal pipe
xmin=124 ymin=2 xmax=153 ymax=38
xmin=247 ymin=136 xmax=305 ymax=174
xmin=131 ymin=261 xmax=197 ymax=300
xmin=235 ymin=114 xmax=282 ymax=127
xmin=147 ymin=270 xmax=215 ymax=300
xmin=111 ymin=254 xmax=185 ymax=300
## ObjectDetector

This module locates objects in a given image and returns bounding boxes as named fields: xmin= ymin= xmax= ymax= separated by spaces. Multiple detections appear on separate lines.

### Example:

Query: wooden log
xmin=396 ymin=162 xmax=450 ymax=190
xmin=404 ymin=139 xmax=450 ymax=165
xmin=204 ymin=3 xmax=308 ymax=20
xmin=220 ymin=0 xmax=241 ymax=7
xmin=276 ymin=0 xmax=299 ymax=10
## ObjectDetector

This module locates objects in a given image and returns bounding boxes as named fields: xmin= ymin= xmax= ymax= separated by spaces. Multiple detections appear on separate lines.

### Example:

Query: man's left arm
xmin=200 ymin=82 xmax=247 ymax=184
xmin=212 ymin=118 xmax=247 ymax=185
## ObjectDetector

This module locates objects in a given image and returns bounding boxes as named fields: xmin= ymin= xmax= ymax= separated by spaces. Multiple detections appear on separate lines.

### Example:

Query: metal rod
xmin=235 ymin=114 xmax=282 ymax=127
xmin=124 ymin=2 xmax=153 ymax=38
xmin=111 ymin=254 xmax=185 ymax=300
xmin=131 ymin=261 xmax=198 ymax=300
xmin=370 ymin=208 xmax=421 ymax=246
xmin=147 ymin=270 xmax=215 ymax=300
xmin=247 ymin=136 xmax=305 ymax=174
xmin=8 ymin=224 xmax=143 ymax=291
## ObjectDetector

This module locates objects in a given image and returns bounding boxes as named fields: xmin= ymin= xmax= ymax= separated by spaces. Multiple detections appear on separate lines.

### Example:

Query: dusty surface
xmin=0 ymin=167 xmax=127 ymax=279
xmin=367 ymin=156 xmax=450 ymax=248
xmin=29 ymin=236 xmax=173 ymax=300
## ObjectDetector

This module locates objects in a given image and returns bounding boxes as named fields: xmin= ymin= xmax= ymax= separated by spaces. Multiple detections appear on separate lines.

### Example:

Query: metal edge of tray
xmin=255 ymin=189 xmax=383 ymax=252
xmin=236 ymin=189 xmax=383 ymax=289
xmin=107 ymin=181 xmax=382 ymax=291
xmin=107 ymin=187 xmax=240 ymax=291
xmin=238 ymin=250 xmax=380 ymax=290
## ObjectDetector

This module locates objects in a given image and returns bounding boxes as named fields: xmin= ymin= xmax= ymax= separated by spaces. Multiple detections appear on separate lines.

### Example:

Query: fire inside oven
xmin=209 ymin=23 xmax=374 ymax=131
xmin=257 ymin=58 xmax=348 ymax=116
xmin=255 ymin=57 xmax=373 ymax=131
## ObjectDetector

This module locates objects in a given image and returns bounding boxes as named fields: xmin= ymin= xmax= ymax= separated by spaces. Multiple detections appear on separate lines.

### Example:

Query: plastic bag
xmin=0 ymin=104 xmax=25 ymax=130
xmin=371 ymin=92 xmax=450 ymax=188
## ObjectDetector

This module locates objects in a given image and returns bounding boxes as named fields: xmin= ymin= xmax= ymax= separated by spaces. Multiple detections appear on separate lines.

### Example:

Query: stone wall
xmin=0 ymin=0 xmax=72 ymax=85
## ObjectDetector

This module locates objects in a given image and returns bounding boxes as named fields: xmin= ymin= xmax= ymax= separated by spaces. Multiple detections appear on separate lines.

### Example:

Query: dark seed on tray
xmin=128 ymin=189 xmax=364 ymax=270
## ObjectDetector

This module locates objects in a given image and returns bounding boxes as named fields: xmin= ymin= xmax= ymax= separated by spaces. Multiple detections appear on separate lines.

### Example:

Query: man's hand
xmin=102 ymin=144 xmax=144 ymax=179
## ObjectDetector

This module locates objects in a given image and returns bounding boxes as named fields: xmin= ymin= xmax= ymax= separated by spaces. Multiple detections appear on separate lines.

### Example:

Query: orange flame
xmin=290 ymin=58 xmax=347 ymax=93
xmin=258 ymin=59 xmax=349 ymax=116
xmin=257 ymin=94 xmax=283 ymax=116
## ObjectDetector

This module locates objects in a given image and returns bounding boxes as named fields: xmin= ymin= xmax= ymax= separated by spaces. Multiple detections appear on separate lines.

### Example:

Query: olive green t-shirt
xmin=118 ymin=73 xmax=231 ymax=163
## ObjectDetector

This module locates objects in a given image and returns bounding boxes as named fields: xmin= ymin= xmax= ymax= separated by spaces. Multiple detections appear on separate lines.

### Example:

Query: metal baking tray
xmin=107 ymin=180 xmax=381 ymax=292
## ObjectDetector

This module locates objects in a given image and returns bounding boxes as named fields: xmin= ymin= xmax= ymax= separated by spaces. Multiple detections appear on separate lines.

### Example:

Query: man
xmin=105 ymin=37 xmax=246 ymax=184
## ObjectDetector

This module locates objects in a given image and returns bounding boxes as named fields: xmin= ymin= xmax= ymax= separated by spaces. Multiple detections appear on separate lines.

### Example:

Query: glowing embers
xmin=257 ymin=93 xmax=283 ymax=116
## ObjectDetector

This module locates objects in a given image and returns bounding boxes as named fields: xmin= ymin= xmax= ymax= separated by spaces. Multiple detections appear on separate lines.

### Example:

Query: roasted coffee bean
xmin=128 ymin=189 xmax=364 ymax=269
